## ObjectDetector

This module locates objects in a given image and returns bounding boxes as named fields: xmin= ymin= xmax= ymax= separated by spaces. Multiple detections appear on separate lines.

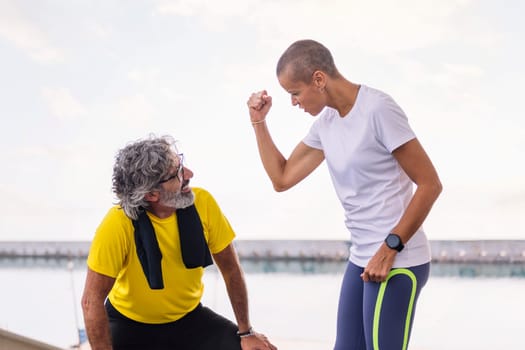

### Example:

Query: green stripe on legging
xmin=373 ymin=269 xmax=417 ymax=350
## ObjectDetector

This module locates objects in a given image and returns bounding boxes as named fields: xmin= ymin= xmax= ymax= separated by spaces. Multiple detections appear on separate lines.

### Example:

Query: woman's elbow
xmin=431 ymin=178 xmax=443 ymax=199
xmin=273 ymin=184 xmax=289 ymax=192
xmin=270 ymin=171 xmax=305 ymax=192
xmin=272 ymin=180 xmax=293 ymax=192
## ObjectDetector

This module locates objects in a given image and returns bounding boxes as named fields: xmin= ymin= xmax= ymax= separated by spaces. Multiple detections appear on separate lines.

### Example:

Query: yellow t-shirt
xmin=87 ymin=187 xmax=235 ymax=324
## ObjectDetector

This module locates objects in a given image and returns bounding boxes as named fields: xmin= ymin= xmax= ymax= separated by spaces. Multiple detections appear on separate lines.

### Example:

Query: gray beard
xmin=160 ymin=189 xmax=195 ymax=209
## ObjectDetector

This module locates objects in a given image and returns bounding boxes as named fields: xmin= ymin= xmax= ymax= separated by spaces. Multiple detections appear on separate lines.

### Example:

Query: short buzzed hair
xmin=276 ymin=39 xmax=339 ymax=83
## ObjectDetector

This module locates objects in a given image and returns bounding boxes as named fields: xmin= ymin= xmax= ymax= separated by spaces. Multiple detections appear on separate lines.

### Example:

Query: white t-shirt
xmin=303 ymin=85 xmax=431 ymax=268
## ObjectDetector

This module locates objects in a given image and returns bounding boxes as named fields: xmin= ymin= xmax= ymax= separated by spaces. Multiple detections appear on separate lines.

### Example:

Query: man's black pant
xmin=106 ymin=301 xmax=242 ymax=350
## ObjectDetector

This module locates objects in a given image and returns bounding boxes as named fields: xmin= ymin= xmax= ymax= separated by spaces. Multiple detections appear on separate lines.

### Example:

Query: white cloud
xmin=87 ymin=22 xmax=113 ymax=40
xmin=426 ymin=62 xmax=485 ymax=90
xmin=442 ymin=63 xmax=484 ymax=79
xmin=41 ymin=87 xmax=88 ymax=121
xmin=127 ymin=69 xmax=157 ymax=83
xmin=154 ymin=0 xmax=252 ymax=18
xmin=153 ymin=0 xmax=254 ymax=31
xmin=113 ymin=94 xmax=156 ymax=124
xmin=154 ymin=0 xmax=201 ymax=16
xmin=153 ymin=0 xmax=483 ymax=55
xmin=0 ymin=0 xmax=523 ymax=241
xmin=0 ymin=0 xmax=65 ymax=64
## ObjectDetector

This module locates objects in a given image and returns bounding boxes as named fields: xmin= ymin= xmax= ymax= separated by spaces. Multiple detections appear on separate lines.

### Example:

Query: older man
xmin=81 ymin=135 xmax=276 ymax=350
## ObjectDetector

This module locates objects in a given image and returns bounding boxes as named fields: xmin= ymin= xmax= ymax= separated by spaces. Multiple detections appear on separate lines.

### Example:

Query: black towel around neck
xmin=132 ymin=205 xmax=213 ymax=290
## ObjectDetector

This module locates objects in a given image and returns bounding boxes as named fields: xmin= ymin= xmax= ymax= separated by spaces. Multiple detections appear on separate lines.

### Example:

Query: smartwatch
xmin=385 ymin=233 xmax=404 ymax=252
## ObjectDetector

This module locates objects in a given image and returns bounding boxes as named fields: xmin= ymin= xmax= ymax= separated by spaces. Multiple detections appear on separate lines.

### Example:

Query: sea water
xmin=0 ymin=258 xmax=524 ymax=350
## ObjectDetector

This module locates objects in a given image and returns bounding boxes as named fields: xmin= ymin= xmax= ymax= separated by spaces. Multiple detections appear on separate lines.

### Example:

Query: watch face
xmin=386 ymin=234 xmax=401 ymax=248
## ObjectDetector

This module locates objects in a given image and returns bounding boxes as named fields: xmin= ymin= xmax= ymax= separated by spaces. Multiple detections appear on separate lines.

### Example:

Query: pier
xmin=0 ymin=240 xmax=524 ymax=263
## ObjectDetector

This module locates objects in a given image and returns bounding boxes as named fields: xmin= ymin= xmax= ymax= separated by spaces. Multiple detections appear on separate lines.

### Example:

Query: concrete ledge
xmin=0 ymin=328 xmax=63 ymax=350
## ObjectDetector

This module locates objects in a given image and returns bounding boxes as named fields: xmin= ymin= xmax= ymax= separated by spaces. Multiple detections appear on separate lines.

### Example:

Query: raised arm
xmin=213 ymin=244 xmax=277 ymax=350
xmin=81 ymin=268 xmax=115 ymax=350
xmin=247 ymin=90 xmax=324 ymax=192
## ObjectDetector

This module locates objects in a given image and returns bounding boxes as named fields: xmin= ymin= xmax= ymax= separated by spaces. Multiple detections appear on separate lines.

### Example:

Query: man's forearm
xmin=83 ymin=302 xmax=113 ymax=350
xmin=224 ymin=267 xmax=251 ymax=332
xmin=214 ymin=245 xmax=253 ymax=332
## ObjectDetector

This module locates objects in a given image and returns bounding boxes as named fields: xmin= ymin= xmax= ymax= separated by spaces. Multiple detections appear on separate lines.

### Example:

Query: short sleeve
xmin=302 ymin=118 xmax=324 ymax=150
xmin=86 ymin=207 xmax=132 ymax=278
xmin=371 ymin=95 xmax=416 ymax=153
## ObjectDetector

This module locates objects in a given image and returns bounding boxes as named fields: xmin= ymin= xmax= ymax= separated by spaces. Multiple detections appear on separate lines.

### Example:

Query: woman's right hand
xmin=247 ymin=90 xmax=272 ymax=124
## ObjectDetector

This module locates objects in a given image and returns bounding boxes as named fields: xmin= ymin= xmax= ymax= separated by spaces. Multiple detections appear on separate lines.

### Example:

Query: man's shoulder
xmin=192 ymin=186 xmax=210 ymax=199
xmin=105 ymin=205 xmax=128 ymax=219
xmin=192 ymin=187 xmax=226 ymax=216
xmin=192 ymin=187 xmax=216 ymax=206
xmin=99 ymin=205 xmax=132 ymax=229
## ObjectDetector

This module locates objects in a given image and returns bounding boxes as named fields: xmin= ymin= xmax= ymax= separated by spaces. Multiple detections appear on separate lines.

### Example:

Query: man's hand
xmin=240 ymin=330 xmax=278 ymax=350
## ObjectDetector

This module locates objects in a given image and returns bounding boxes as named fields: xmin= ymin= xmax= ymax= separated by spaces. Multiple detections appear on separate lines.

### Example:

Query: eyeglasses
xmin=158 ymin=153 xmax=184 ymax=185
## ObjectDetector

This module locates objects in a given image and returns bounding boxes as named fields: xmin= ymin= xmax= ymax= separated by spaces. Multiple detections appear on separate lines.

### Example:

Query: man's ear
xmin=144 ymin=191 xmax=159 ymax=202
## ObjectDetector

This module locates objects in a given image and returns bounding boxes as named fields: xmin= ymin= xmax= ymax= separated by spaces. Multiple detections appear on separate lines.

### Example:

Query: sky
xmin=0 ymin=0 xmax=524 ymax=242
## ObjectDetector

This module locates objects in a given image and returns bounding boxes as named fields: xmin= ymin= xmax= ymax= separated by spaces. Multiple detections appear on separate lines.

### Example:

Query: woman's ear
xmin=312 ymin=70 xmax=326 ymax=90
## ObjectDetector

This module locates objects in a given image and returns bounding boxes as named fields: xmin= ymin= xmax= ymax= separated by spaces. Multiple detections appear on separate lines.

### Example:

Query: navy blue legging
xmin=334 ymin=262 xmax=430 ymax=350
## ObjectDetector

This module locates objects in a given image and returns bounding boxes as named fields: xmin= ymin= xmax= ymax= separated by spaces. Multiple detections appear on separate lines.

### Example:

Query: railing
xmin=0 ymin=240 xmax=524 ymax=263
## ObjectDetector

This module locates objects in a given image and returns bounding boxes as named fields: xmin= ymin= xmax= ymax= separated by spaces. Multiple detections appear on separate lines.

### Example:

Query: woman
xmin=247 ymin=39 xmax=442 ymax=350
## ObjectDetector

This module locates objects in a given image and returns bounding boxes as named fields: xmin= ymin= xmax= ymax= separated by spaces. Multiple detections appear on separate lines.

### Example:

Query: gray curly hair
xmin=112 ymin=135 xmax=178 ymax=220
